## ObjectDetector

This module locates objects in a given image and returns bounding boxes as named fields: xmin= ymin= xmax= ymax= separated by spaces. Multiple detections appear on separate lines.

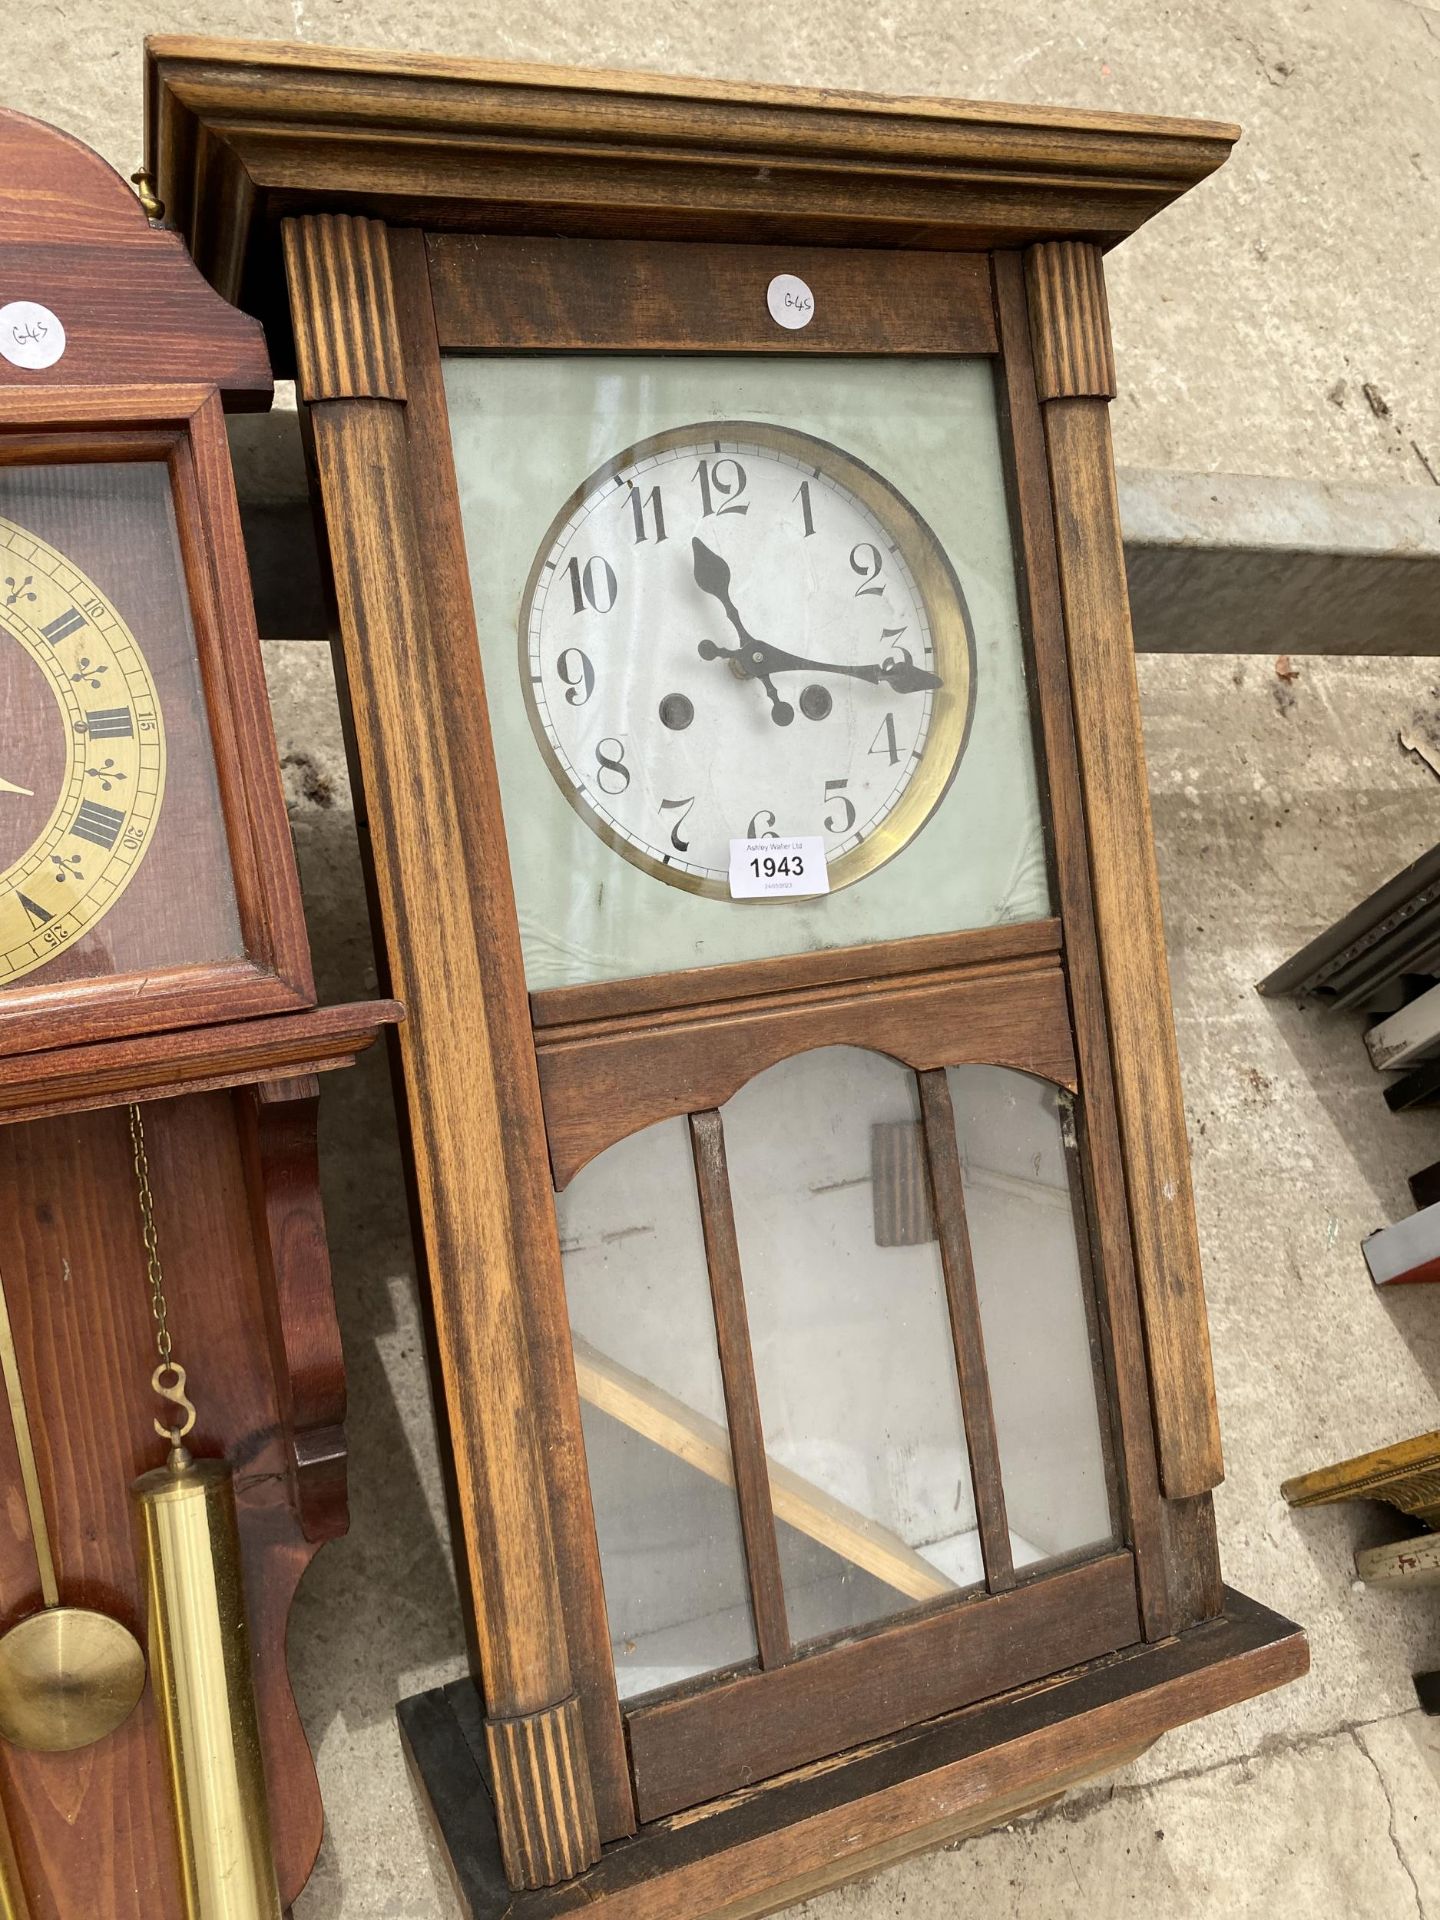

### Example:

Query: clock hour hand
xmin=691 ymin=538 xmax=795 ymax=726
xmin=0 ymin=773 xmax=33 ymax=797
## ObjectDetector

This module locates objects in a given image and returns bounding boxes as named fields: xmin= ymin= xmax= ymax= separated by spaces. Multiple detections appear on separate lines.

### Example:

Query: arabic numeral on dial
xmin=693 ymin=457 xmax=749 ymax=518
xmin=823 ymin=778 xmax=856 ymax=834
xmin=555 ymin=647 xmax=595 ymax=706
xmin=869 ymin=713 xmax=900 ymax=766
xmin=794 ymin=480 xmax=817 ymax=537
xmin=747 ymin=809 xmax=779 ymax=839
xmin=595 ymin=737 xmax=630 ymax=795
xmin=659 ymin=795 xmax=695 ymax=852
xmin=627 ymin=484 xmax=667 ymax=545
xmin=850 ymin=542 xmax=885 ymax=597
xmin=566 ymin=554 xmax=617 ymax=614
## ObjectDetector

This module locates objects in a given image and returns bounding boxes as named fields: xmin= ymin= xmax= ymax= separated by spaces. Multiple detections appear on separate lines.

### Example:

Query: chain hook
xmin=151 ymin=1361 xmax=196 ymax=1445
xmin=128 ymin=1104 xmax=201 ymax=1446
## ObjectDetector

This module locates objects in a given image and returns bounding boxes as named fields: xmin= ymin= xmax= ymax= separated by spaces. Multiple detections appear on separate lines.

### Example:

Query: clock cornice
xmin=144 ymin=35 xmax=1238 ymax=322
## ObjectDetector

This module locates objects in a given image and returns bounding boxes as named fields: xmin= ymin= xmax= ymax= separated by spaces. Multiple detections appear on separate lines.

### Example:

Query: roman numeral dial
xmin=0 ymin=515 xmax=165 ymax=984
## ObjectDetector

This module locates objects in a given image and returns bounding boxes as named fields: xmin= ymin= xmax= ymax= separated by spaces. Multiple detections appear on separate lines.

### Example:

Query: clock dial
xmin=520 ymin=423 xmax=975 ymax=898
xmin=0 ymin=516 xmax=165 ymax=984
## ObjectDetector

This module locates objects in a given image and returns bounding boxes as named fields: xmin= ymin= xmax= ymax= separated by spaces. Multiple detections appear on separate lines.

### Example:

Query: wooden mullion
xmin=530 ymin=919 xmax=1062 ymax=1032
xmin=688 ymin=1109 xmax=791 ymax=1670
xmin=915 ymin=1068 xmax=1015 ymax=1594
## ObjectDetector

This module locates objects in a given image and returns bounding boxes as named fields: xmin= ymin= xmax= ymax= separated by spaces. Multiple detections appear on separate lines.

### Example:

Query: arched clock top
xmin=551 ymin=1035 xmax=1085 ymax=1196
xmin=539 ymin=951 xmax=1078 ymax=1192
xmin=0 ymin=106 xmax=270 ymax=408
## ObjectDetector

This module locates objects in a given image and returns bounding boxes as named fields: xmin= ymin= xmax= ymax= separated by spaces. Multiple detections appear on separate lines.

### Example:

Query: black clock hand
xmin=702 ymin=634 xmax=941 ymax=694
xmin=691 ymin=538 xmax=795 ymax=726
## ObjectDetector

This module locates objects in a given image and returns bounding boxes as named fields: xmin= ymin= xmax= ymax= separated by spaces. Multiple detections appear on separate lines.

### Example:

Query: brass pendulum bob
xmin=0 ymin=1258 xmax=146 ymax=1754
xmin=126 ymin=1105 xmax=284 ymax=1920
xmin=0 ymin=1245 xmax=147 ymax=1920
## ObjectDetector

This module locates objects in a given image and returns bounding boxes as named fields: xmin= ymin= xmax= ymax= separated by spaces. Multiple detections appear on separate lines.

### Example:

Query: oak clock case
xmin=449 ymin=324 xmax=1114 ymax=1769
xmin=0 ymin=102 xmax=401 ymax=1919
xmin=146 ymin=34 xmax=1304 ymax=1918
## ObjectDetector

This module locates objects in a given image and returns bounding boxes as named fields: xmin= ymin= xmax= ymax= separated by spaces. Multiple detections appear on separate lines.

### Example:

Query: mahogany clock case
xmin=0 ymin=103 xmax=402 ymax=1918
xmin=0 ymin=104 xmax=311 ymax=1061
xmin=143 ymin=39 xmax=1307 ymax=1917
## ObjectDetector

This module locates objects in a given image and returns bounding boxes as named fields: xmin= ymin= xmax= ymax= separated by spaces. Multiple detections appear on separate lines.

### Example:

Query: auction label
xmin=0 ymin=302 xmax=66 ymax=370
xmin=729 ymin=835 xmax=830 ymax=899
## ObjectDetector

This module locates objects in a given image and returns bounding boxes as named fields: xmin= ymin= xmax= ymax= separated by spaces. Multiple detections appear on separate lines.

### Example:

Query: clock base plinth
xmin=398 ymin=1589 xmax=1304 ymax=1918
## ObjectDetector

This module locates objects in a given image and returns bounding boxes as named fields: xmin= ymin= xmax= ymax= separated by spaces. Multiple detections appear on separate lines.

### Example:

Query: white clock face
xmin=519 ymin=422 xmax=974 ymax=898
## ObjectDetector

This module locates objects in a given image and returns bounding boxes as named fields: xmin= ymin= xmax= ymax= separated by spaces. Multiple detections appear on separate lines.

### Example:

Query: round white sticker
xmin=766 ymin=273 xmax=816 ymax=331
xmin=0 ymin=302 xmax=66 ymax=371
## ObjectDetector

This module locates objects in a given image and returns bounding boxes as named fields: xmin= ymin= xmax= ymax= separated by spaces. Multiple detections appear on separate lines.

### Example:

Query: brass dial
xmin=0 ymin=515 xmax=166 ymax=983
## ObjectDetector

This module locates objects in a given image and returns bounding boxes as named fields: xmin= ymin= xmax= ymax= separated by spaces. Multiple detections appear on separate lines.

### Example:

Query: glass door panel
xmin=557 ymin=1114 xmax=757 ymax=1698
xmin=946 ymin=1065 xmax=1117 ymax=1567
xmin=721 ymin=1045 xmax=983 ymax=1642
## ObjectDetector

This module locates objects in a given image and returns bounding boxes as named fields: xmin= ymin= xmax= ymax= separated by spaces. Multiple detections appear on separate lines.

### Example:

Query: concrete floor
xmin=7 ymin=0 xmax=1440 ymax=1911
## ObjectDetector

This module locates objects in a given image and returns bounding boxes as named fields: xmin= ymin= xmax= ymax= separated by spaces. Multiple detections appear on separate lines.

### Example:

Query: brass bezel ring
xmin=518 ymin=420 xmax=977 ymax=901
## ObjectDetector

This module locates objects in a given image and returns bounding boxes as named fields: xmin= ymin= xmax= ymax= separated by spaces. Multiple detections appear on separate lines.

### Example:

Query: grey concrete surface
xmin=1118 ymin=468 xmax=1440 ymax=656
xmin=6 ymin=0 xmax=1440 ymax=492
xmin=8 ymin=0 xmax=1440 ymax=1914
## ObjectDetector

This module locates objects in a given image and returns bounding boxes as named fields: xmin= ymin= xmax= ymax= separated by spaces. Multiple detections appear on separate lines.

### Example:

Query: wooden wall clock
xmin=145 ymin=38 xmax=1308 ymax=1917
xmin=0 ymin=103 xmax=399 ymax=1916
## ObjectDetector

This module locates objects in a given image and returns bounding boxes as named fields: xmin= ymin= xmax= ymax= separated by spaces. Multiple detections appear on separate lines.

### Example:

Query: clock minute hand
xmin=724 ymin=638 xmax=943 ymax=694
xmin=691 ymin=537 xmax=795 ymax=726
xmin=0 ymin=774 xmax=32 ymax=797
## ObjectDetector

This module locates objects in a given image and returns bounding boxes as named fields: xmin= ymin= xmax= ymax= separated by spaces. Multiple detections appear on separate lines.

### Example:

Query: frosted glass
xmin=948 ymin=1066 xmax=1116 ymax=1566
xmin=444 ymin=355 xmax=1049 ymax=989
xmin=558 ymin=1115 xmax=756 ymax=1698
xmin=721 ymin=1046 xmax=984 ymax=1642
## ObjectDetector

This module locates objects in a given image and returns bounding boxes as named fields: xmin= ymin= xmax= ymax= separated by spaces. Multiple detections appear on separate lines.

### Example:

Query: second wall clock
xmin=0 ymin=99 xmax=399 ymax=1917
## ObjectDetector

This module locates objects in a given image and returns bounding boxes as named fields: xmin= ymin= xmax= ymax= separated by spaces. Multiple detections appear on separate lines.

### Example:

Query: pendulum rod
xmin=0 ymin=1265 xmax=57 ymax=1611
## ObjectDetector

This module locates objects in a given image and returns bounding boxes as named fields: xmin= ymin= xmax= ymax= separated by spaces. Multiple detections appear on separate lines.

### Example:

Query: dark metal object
xmin=1385 ymin=1061 xmax=1440 ymax=1113
xmin=1257 ymin=842 xmax=1440 ymax=1011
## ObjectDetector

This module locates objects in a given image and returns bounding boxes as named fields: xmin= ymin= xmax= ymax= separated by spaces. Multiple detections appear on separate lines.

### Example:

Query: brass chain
xmin=126 ymin=1103 xmax=197 ymax=1447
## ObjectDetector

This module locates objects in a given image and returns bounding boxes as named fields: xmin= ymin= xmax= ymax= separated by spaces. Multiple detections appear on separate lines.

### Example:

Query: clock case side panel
xmin=1011 ymin=241 xmax=1224 ymax=1515
xmin=0 ymin=386 xmax=314 ymax=1057
xmin=283 ymin=212 xmax=615 ymax=1882
xmin=988 ymin=255 xmax=1213 ymax=1634
xmin=396 ymin=223 xmax=636 ymax=1849
xmin=306 ymin=230 xmax=1197 ymax=1827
